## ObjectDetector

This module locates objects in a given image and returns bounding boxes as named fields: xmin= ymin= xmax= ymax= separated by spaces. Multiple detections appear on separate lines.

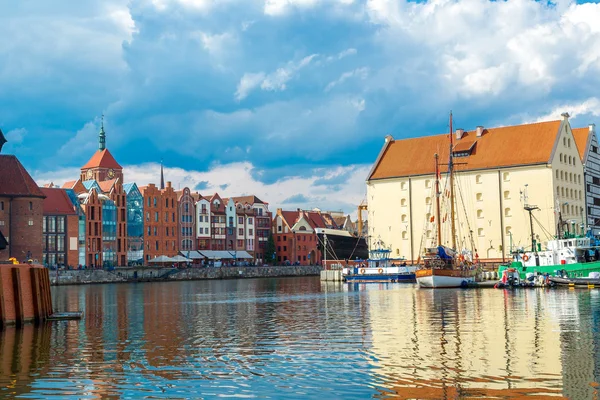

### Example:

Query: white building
xmin=367 ymin=114 xmax=593 ymax=263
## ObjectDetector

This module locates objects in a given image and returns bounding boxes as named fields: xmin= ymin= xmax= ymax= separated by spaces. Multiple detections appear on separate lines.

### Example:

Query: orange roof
xmin=98 ymin=179 xmax=117 ymax=193
xmin=572 ymin=127 xmax=590 ymax=161
xmin=81 ymin=149 xmax=122 ymax=170
xmin=369 ymin=120 xmax=563 ymax=180
xmin=62 ymin=180 xmax=77 ymax=189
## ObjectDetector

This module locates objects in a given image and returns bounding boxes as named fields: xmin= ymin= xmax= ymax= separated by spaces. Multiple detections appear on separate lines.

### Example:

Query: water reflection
xmin=1 ymin=279 xmax=600 ymax=398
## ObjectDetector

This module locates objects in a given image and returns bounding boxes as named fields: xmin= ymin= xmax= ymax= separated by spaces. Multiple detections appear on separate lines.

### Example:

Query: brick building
xmin=208 ymin=194 xmax=226 ymax=250
xmin=177 ymin=187 xmax=198 ymax=254
xmin=40 ymin=187 xmax=79 ymax=268
xmin=140 ymin=181 xmax=179 ymax=261
xmin=62 ymin=122 xmax=127 ymax=268
xmin=0 ymin=154 xmax=46 ymax=263
xmin=272 ymin=209 xmax=339 ymax=265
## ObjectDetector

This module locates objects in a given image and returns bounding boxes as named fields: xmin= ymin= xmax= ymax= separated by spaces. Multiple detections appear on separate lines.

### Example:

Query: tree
xmin=265 ymin=233 xmax=276 ymax=265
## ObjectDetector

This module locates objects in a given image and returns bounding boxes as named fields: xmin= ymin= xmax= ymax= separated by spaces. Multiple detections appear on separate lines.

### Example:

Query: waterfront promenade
xmin=49 ymin=265 xmax=322 ymax=286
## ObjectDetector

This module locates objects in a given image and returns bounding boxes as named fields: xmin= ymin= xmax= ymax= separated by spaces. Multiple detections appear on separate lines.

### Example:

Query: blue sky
xmin=2 ymin=0 xmax=600 ymax=215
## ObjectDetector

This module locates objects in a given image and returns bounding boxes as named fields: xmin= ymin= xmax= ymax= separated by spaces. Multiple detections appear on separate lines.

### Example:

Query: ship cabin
xmin=516 ymin=237 xmax=600 ymax=267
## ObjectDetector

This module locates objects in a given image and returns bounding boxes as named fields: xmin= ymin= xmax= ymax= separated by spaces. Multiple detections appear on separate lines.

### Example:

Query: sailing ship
xmin=315 ymin=227 xmax=368 ymax=261
xmin=416 ymin=113 xmax=478 ymax=288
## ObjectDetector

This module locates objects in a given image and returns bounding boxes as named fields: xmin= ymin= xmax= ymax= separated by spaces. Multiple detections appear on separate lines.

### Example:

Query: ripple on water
xmin=1 ymin=279 xmax=599 ymax=398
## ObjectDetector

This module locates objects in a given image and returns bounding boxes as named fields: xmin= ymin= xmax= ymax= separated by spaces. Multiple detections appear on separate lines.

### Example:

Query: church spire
xmin=99 ymin=114 xmax=106 ymax=151
xmin=160 ymin=159 xmax=165 ymax=190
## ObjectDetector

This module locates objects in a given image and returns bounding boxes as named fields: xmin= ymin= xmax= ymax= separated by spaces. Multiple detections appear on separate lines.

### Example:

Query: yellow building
xmin=366 ymin=114 xmax=591 ymax=263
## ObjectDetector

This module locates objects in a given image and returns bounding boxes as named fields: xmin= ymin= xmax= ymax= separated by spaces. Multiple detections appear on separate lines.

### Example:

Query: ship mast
xmin=435 ymin=153 xmax=442 ymax=247
xmin=449 ymin=112 xmax=457 ymax=250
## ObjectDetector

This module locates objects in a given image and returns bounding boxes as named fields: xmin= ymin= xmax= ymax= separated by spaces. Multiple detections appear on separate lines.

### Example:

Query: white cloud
xmin=325 ymin=67 xmax=368 ymax=92
xmin=34 ymin=161 xmax=371 ymax=216
xmin=264 ymin=0 xmax=321 ymax=16
xmin=528 ymin=97 xmax=600 ymax=123
xmin=235 ymin=54 xmax=318 ymax=100
xmin=4 ymin=128 xmax=27 ymax=145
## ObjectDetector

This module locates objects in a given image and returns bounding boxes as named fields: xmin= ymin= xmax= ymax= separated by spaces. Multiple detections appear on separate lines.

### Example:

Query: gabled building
xmin=177 ymin=187 xmax=197 ymax=254
xmin=196 ymin=195 xmax=211 ymax=250
xmin=124 ymin=182 xmax=144 ymax=265
xmin=140 ymin=181 xmax=179 ymax=261
xmin=209 ymin=194 xmax=226 ymax=250
xmin=573 ymin=124 xmax=600 ymax=236
xmin=367 ymin=114 xmax=590 ymax=263
xmin=41 ymin=187 xmax=79 ymax=268
xmin=272 ymin=209 xmax=339 ymax=265
xmin=0 ymin=153 xmax=46 ymax=263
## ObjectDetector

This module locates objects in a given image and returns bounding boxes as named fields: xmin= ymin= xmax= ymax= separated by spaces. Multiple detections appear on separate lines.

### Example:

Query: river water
xmin=1 ymin=278 xmax=599 ymax=399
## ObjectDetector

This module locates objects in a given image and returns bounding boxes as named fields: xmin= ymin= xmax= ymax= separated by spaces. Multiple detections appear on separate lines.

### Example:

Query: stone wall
xmin=50 ymin=265 xmax=322 ymax=286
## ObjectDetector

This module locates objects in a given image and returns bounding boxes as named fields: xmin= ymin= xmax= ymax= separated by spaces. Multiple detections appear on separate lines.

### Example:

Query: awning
xmin=171 ymin=255 xmax=191 ymax=262
xmin=186 ymin=250 xmax=254 ymax=260
xmin=148 ymin=255 xmax=175 ymax=263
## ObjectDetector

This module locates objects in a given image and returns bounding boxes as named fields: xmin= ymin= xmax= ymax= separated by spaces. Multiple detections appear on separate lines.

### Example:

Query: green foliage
xmin=265 ymin=232 xmax=276 ymax=264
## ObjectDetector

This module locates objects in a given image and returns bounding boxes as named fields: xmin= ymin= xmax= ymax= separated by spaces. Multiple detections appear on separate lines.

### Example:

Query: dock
xmin=47 ymin=312 xmax=83 ymax=321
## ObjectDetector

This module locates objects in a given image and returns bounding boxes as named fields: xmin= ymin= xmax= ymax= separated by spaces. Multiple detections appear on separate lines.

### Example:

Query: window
xmin=560 ymin=154 xmax=563 ymax=163
xmin=239 ymin=216 xmax=244 ymax=224
xmin=593 ymin=145 xmax=598 ymax=153
xmin=475 ymin=175 xmax=482 ymax=184
xmin=29 ymin=201 xmax=33 ymax=211
xmin=165 ymin=198 xmax=169 ymax=208
xmin=563 ymin=137 xmax=567 ymax=147
xmin=561 ymin=171 xmax=564 ymax=180
xmin=477 ymin=209 xmax=483 ymax=219
xmin=561 ymin=187 xmax=565 ymax=197
xmin=505 ymin=226 xmax=512 ymax=235
xmin=478 ymin=228 xmax=484 ymax=237
xmin=283 ymin=236 xmax=287 ymax=241
xmin=425 ymin=197 xmax=431 ymax=205
xmin=249 ymin=218 xmax=253 ymax=225
xmin=503 ymin=172 xmax=510 ymax=182
xmin=153 ymin=197 xmax=157 ymax=207
xmin=503 ymin=191 xmax=510 ymax=200
xmin=249 ymin=229 xmax=253 ymax=235
xmin=57 ymin=217 xmax=65 ymax=233
xmin=556 ymin=170 xmax=559 ymax=179
xmin=0 ymin=201 xmax=3 ymax=211
xmin=505 ymin=208 xmax=512 ymax=217
xmin=401 ymin=182 xmax=407 ymax=190
xmin=426 ymin=230 xmax=431 ymax=238
xmin=568 ymin=138 xmax=571 ymax=148
xmin=401 ymin=199 xmax=407 ymax=206
xmin=476 ymin=193 xmax=483 ymax=202
xmin=401 ymin=214 xmax=407 ymax=223
xmin=28 ymin=219 xmax=33 ymax=226
xmin=239 ymin=228 xmax=244 ymax=236
xmin=402 ymin=231 xmax=407 ymax=240
xmin=155 ymin=212 xmax=159 ymax=222
xmin=425 ymin=180 xmax=431 ymax=188
xmin=283 ymin=246 xmax=287 ymax=251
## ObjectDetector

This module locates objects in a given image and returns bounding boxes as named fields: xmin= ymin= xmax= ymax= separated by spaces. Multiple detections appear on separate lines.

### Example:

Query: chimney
xmin=167 ymin=181 xmax=172 ymax=188
xmin=384 ymin=134 xmax=394 ymax=143
xmin=456 ymin=128 xmax=464 ymax=140
xmin=561 ymin=112 xmax=570 ymax=120
xmin=476 ymin=126 xmax=484 ymax=137
xmin=590 ymin=124 xmax=596 ymax=134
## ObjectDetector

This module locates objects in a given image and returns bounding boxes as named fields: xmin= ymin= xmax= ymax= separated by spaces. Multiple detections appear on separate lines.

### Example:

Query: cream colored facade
xmin=367 ymin=117 xmax=586 ymax=262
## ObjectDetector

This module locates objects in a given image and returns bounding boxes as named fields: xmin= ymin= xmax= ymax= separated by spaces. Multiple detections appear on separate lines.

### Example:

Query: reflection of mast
xmin=449 ymin=112 xmax=457 ymax=250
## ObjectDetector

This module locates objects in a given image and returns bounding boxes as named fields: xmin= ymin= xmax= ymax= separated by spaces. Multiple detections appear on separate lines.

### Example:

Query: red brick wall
xmin=66 ymin=214 xmax=79 ymax=267
xmin=0 ymin=197 xmax=44 ymax=263
xmin=143 ymin=183 xmax=179 ymax=262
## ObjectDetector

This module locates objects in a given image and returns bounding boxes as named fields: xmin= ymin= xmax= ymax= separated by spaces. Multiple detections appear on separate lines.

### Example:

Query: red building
xmin=176 ymin=187 xmax=198 ymax=254
xmin=272 ymin=209 xmax=338 ymax=265
xmin=140 ymin=181 xmax=179 ymax=261
xmin=0 ymin=154 xmax=45 ymax=263
xmin=40 ymin=187 xmax=79 ymax=268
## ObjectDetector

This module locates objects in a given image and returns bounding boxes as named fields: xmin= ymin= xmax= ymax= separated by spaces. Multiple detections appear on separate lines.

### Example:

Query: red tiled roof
xmin=369 ymin=120 xmax=563 ymax=180
xmin=572 ymin=127 xmax=590 ymax=161
xmin=81 ymin=149 xmax=122 ymax=170
xmin=232 ymin=195 xmax=265 ymax=205
xmin=98 ymin=179 xmax=117 ymax=193
xmin=279 ymin=210 xmax=338 ymax=230
xmin=41 ymin=188 xmax=77 ymax=215
xmin=62 ymin=180 xmax=77 ymax=189
xmin=0 ymin=155 xmax=45 ymax=198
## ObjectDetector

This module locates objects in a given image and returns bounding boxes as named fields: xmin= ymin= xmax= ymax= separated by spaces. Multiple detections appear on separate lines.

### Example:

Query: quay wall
xmin=1 ymin=264 xmax=52 ymax=327
xmin=50 ymin=265 xmax=322 ymax=286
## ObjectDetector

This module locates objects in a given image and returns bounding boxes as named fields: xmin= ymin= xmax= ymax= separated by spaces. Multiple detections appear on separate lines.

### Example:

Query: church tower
xmin=80 ymin=117 xmax=123 ymax=183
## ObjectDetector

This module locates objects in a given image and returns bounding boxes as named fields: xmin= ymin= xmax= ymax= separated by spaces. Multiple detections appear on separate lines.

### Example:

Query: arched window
xmin=476 ymin=175 xmax=482 ymax=184
xmin=503 ymin=190 xmax=510 ymax=200
xmin=476 ymin=193 xmax=483 ymax=201
xmin=478 ymin=228 xmax=484 ymax=236
xmin=568 ymin=138 xmax=571 ymax=148
xmin=505 ymin=226 xmax=512 ymax=235
xmin=401 ymin=182 xmax=407 ymax=190
xmin=425 ymin=180 xmax=431 ymax=188
xmin=560 ymin=154 xmax=563 ymax=163
xmin=561 ymin=187 xmax=565 ymax=197
xmin=425 ymin=197 xmax=431 ymax=205
xmin=426 ymin=230 xmax=432 ymax=238
xmin=556 ymin=186 xmax=560 ymax=196
xmin=402 ymin=231 xmax=407 ymax=240
xmin=505 ymin=208 xmax=512 ymax=217
xmin=568 ymin=156 xmax=572 ymax=165
xmin=563 ymin=137 xmax=567 ymax=146
xmin=401 ymin=214 xmax=407 ymax=223
xmin=477 ymin=209 xmax=483 ymax=218
xmin=556 ymin=170 xmax=559 ymax=179
xmin=401 ymin=198 xmax=407 ymax=206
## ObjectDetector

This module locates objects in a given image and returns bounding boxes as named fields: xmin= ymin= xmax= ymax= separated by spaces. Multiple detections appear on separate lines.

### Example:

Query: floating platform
xmin=47 ymin=311 xmax=83 ymax=321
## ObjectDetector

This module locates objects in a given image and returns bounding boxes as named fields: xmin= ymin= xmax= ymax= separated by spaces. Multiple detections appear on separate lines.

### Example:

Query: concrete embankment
xmin=50 ymin=265 xmax=322 ymax=286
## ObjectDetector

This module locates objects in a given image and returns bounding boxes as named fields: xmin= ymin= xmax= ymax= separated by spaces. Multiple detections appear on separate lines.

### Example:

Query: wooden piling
xmin=12 ymin=268 xmax=24 ymax=327
xmin=30 ymin=269 xmax=42 ymax=323
xmin=0 ymin=271 xmax=6 ymax=328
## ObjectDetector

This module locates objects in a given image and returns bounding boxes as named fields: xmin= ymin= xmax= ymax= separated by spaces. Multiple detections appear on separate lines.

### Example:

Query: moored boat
xmin=549 ymin=274 xmax=600 ymax=287
xmin=343 ymin=248 xmax=416 ymax=283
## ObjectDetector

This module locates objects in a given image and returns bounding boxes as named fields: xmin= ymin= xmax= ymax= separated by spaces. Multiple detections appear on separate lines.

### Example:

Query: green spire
xmin=99 ymin=114 xmax=106 ymax=151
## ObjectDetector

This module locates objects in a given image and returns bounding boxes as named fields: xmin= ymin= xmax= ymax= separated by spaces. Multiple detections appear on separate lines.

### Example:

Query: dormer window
xmin=452 ymin=141 xmax=476 ymax=157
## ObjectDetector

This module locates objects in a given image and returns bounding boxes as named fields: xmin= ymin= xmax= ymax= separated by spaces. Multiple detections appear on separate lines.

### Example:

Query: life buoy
xmin=378 ymin=268 xmax=383 ymax=274
xmin=360 ymin=268 xmax=366 ymax=274
xmin=522 ymin=255 xmax=530 ymax=261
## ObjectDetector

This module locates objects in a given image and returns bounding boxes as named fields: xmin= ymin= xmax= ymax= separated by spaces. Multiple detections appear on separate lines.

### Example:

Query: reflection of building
xmin=367 ymin=115 xmax=592 ymax=263
xmin=124 ymin=183 xmax=144 ymax=265
xmin=41 ymin=187 xmax=79 ymax=267
xmin=0 ymin=152 xmax=45 ymax=262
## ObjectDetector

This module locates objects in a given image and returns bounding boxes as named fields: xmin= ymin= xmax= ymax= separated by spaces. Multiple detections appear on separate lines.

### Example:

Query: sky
xmin=2 ymin=0 xmax=600 ymax=216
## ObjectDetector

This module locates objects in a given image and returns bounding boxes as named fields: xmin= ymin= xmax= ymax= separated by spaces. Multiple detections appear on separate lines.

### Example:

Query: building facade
xmin=177 ymin=187 xmax=197 ymax=254
xmin=272 ymin=209 xmax=339 ymax=265
xmin=0 ymin=155 xmax=46 ymax=263
xmin=367 ymin=115 xmax=589 ymax=263
xmin=124 ymin=183 xmax=144 ymax=265
xmin=41 ymin=187 xmax=79 ymax=268
xmin=573 ymin=124 xmax=600 ymax=236
xmin=141 ymin=181 xmax=179 ymax=261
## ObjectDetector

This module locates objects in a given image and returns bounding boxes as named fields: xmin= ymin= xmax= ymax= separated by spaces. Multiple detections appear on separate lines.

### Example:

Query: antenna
xmin=523 ymin=184 xmax=540 ymax=252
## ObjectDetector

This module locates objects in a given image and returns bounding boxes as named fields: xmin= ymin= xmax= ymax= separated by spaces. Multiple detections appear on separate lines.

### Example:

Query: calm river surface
xmin=1 ymin=277 xmax=600 ymax=399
